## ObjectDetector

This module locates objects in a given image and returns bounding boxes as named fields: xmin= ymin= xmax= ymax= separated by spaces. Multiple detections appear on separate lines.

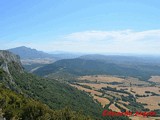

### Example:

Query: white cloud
xmin=64 ymin=29 xmax=160 ymax=42
xmin=2 ymin=29 xmax=160 ymax=55
xmin=46 ymin=29 xmax=160 ymax=54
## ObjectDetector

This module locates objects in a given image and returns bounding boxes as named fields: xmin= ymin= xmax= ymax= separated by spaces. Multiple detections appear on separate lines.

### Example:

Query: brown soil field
xmin=117 ymin=103 xmax=129 ymax=111
xmin=118 ymin=100 xmax=129 ymax=105
xmin=113 ymin=91 xmax=129 ymax=96
xmin=137 ymin=96 xmax=160 ymax=110
xmin=70 ymin=84 xmax=102 ymax=96
xmin=116 ymin=86 xmax=160 ymax=97
xmin=131 ymin=86 xmax=160 ymax=95
xmin=149 ymin=76 xmax=160 ymax=83
xmin=70 ymin=84 xmax=110 ymax=107
xmin=78 ymin=83 xmax=129 ymax=96
xmin=103 ymin=94 xmax=113 ymax=100
xmin=109 ymin=104 xmax=121 ymax=112
xmin=78 ymin=75 xmax=124 ymax=83
xmin=79 ymin=83 xmax=118 ymax=89
xmin=73 ymin=75 xmax=160 ymax=115
xmin=130 ymin=116 xmax=160 ymax=120
xmin=123 ymin=77 xmax=150 ymax=86
xmin=106 ymin=91 xmax=128 ymax=98
xmin=93 ymin=96 xmax=110 ymax=107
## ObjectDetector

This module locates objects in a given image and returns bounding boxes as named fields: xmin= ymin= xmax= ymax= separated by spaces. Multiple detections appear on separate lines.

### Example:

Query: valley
xmin=68 ymin=75 xmax=160 ymax=120
xmin=32 ymin=53 xmax=160 ymax=120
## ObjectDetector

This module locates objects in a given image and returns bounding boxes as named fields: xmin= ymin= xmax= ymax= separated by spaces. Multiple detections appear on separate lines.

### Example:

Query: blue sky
xmin=1 ymin=0 xmax=160 ymax=54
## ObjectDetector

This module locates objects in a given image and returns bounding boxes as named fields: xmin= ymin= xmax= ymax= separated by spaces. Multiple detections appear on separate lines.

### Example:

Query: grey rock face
xmin=0 ymin=50 xmax=24 ymax=73
xmin=0 ymin=50 xmax=24 ymax=92
xmin=0 ymin=50 xmax=21 ymax=64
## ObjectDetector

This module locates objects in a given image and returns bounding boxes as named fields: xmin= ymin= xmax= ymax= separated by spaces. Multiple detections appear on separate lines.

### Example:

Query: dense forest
xmin=0 ymin=84 xmax=92 ymax=120
xmin=0 ymin=84 xmax=130 ymax=120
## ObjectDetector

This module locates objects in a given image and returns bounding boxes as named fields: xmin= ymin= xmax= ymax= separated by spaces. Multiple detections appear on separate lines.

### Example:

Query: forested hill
xmin=0 ymin=84 xmax=92 ymax=120
xmin=33 ymin=58 xmax=160 ymax=81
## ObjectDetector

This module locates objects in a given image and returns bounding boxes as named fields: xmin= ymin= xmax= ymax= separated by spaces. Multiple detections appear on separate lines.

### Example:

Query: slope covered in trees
xmin=0 ymin=84 xmax=92 ymax=120
xmin=34 ymin=58 xmax=160 ymax=81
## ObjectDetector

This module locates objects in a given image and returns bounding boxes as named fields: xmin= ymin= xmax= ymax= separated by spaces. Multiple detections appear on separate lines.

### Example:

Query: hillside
xmin=0 ymin=84 xmax=92 ymax=120
xmin=0 ymin=50 xmax=101 ymax=119
xmin=33 ymin=58 xmax=160 ymax=81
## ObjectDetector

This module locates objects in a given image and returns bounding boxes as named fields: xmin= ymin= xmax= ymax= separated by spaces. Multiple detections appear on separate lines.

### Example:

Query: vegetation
xmin=153 ymin=109 xmax=160 ymax=117
xmin=115 ymin=103 xmax=126 ymax=112
xmin=0 ymin=85 xmax=92 ymax=120
xmin=121 ymin=95 xmax=149 ymax=112
xmin=4 ymin=62 xmax=103 ymax=119
xmin=144 ymin=91 xmax=160 ymax=96
xmin=33 ymin=58 xmax=160 ymax=81
xmin=102 ymin=86 xmax=130 ymax=95
xmin=23 ymin=63 xmax=46 ymax=72
xmin=71 ymin=83 xmax=92 ymax=90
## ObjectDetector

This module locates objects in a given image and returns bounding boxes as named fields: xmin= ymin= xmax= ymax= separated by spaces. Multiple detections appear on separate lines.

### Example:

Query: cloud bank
xmin=47 ymin=29 xmax=160 ymax=54
xmin=3 ymin=29 xmax=160 ymax=55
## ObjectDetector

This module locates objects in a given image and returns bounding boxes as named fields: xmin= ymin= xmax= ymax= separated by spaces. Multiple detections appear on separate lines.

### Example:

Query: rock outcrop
xmin=0 ymin=50 xmax=24 ymax=73
xmin=0 ymin=50 xmax=24 ymax=91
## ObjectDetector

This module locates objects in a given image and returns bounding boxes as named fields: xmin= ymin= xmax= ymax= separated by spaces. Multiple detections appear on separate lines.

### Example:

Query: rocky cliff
xmin=0 ymin=50 xmax=24 ymax=91
xmin=0 ymin=50 xmax=24 ymax=73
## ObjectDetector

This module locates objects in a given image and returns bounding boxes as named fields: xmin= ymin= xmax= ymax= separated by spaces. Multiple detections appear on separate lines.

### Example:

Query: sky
xmin=0 ymin=0 xmax=160 ymax=55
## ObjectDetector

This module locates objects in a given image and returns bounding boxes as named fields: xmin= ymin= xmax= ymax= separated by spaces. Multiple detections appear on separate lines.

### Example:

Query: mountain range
xmin=8 ymin=46 xmax=82 ymax=60
xmin=8 ymin=46 xmax=53 ymax=59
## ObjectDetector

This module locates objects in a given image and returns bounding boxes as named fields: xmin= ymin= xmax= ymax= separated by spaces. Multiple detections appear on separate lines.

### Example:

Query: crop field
xmin=70 ymin=75 xmax=160 ymax=120
xmin=137 ymin=96 xmax=160 ymax=110
xmin=149 ymin=76 xmax=160 ymax=83
xmin=93 ymin=96 xmax=110 ymax=107
xmin=78 ymin=75 xmax=124 ymax=82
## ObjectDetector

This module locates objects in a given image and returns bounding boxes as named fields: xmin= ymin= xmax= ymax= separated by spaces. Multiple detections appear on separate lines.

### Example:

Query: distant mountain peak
xmin=8 ymin=46 xmax=53 ymax=59
xmin=9 ymin=46 xmax=42 ymax=52
xmin=10 ymin=46 xmax=31 ymax=49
